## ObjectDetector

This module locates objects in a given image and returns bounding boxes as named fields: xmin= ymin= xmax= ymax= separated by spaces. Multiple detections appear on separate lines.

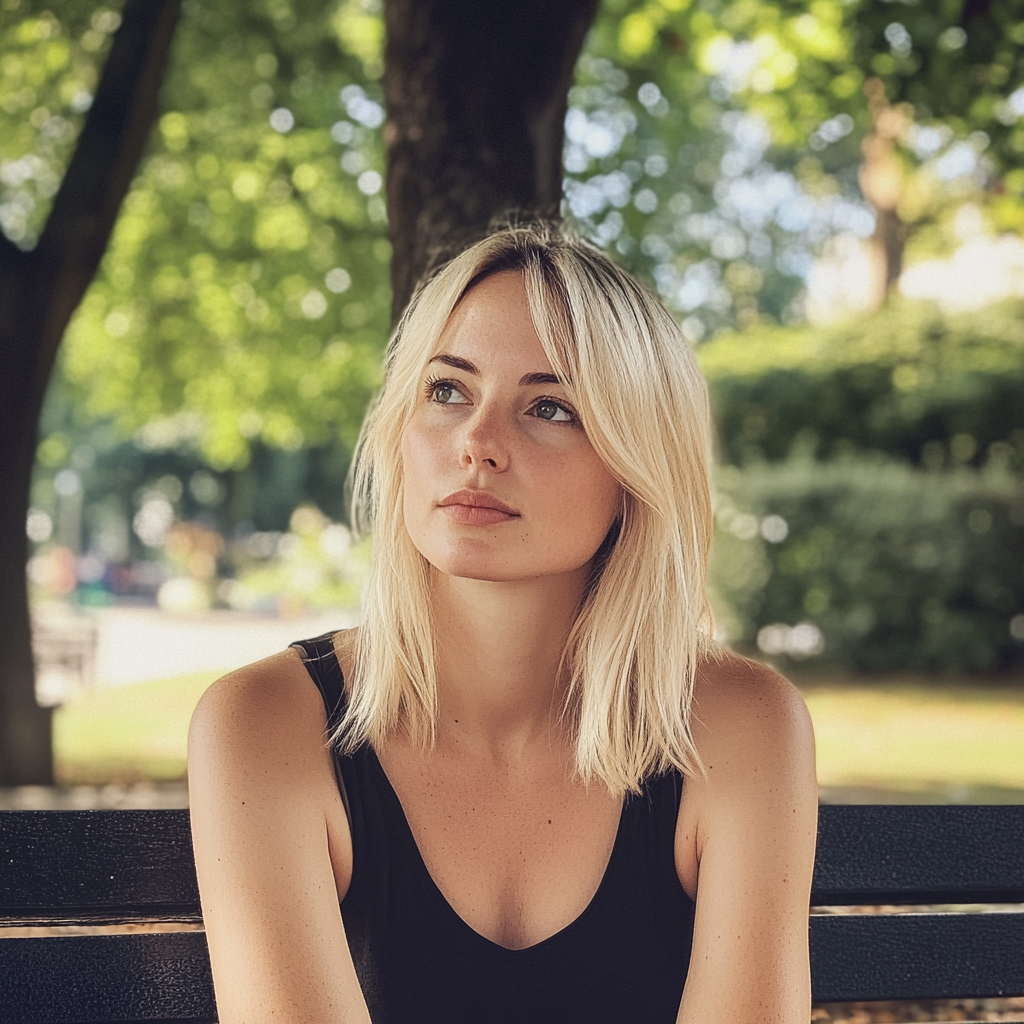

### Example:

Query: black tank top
xmin=292 ymin=633 xmax=696 ymax=1024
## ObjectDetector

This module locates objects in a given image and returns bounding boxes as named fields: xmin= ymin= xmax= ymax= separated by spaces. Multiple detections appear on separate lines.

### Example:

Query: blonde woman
xmin=188 ymin=225 xmax=818 ymax=1024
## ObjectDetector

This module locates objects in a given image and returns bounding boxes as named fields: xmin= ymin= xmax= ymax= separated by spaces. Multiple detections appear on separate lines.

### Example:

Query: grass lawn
xmin=796 ymin=674 xmax=1024 ymax=802
xmin=53 ymin=669 xmax=1024 ymax=799
xmin=54 ymin=671 xmax=220 ymax=784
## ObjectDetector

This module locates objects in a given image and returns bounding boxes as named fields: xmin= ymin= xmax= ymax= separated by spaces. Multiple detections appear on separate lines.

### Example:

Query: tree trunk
xmin=0 ymin=0 xmax=181 ymax=785
xmin=382 ymin=0 xmax=600 ymax=323
xmin=858 ymin=78 xmax=910 ymax=307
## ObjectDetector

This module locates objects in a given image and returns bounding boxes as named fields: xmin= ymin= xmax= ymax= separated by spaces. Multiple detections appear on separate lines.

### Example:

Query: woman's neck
xmin=428 ymin=567 xmax=588 ymax=758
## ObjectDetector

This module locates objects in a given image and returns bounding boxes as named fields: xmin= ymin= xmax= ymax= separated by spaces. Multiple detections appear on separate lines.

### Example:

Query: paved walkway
xmin=33 ymin=603 xmax=355 ymax=691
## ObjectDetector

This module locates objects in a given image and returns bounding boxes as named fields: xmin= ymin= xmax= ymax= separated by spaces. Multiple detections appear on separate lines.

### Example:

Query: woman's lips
xmin=440 ymin=504 xmax=518 ymax=525
xmin=438 ymin=490 xmax=520 ymax=525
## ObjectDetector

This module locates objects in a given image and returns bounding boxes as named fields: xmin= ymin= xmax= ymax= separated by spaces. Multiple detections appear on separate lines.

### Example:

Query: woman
xmin=188 ymin=225 xmax=818 ymax=1024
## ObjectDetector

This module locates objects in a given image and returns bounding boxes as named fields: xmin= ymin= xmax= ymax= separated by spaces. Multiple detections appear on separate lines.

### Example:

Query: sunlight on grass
xmin=54 ymin=671 xmax=219 ymax=784
xmin=797 ymin=679 xmax=1024 ymax=795
xmin=53 ymin=669 xmax=1024 ymax=797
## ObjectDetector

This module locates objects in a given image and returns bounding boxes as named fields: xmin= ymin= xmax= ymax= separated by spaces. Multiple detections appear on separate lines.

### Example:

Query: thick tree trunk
xmin=0 ymin=0 xmax=181 ymax=785
xmin=382 ymin=0 xmax=600 ymax=322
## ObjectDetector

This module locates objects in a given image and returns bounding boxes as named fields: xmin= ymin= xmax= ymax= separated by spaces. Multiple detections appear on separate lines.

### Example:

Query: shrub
xmin=709 ymin=458 xmax=1024 ymax=673
xmin=697 ymin=298 xmax=1024 ymax=470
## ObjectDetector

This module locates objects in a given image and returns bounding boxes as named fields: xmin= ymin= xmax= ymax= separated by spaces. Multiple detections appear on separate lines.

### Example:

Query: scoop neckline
xmin=362 ymin=743 xmax=629 ymax=955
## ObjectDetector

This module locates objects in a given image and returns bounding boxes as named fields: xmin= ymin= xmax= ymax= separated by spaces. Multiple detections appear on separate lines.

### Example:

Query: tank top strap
xmin=290 ymin=632 xmax=347 ymax=732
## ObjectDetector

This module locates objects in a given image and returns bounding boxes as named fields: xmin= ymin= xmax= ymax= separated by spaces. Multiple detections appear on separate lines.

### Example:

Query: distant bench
xmin=2 ymin=805 xmax=1023 ymax=1022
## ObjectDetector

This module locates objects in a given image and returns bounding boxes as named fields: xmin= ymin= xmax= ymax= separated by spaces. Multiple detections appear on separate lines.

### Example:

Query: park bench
xmin=1 ymin=804 xmax=1022 ymax=1022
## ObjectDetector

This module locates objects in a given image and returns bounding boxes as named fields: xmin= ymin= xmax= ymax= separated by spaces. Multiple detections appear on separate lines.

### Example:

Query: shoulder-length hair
xmin=336 ymin=224 xmax=714 ymax=796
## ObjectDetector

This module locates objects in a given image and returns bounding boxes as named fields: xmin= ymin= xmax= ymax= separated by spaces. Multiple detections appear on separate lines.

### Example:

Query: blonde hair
xmin=338 ymin=224 xmax=714 ymax=795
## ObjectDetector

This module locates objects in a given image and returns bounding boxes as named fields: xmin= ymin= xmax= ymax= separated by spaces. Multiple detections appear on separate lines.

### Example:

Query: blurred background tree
xmin=0 ymin=0 xmax=181 ymax=784
xmin=2 ymin=0 xmax=1023 ymax=783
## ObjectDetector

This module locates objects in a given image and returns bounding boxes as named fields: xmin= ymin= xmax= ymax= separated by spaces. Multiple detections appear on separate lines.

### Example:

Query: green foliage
xmin=698 ymin=298 xmax=1024 ymax=467
xmin=710 ymin=457 xmax=1024 ymax=672
xmin=574 ymin=0 xmax=1024 ymax=338
xmin=845 ymin=2 xmax=1024 ymax=183
xmin=10 ymin=0 xmax=1020 ymax=476
xmin=0 ymin=3 xmax=116 ymax=245
xmin=24 ymin=0 xmax=394 ymax=471
xmin=569 ymin=4 xmax=822 ymax=337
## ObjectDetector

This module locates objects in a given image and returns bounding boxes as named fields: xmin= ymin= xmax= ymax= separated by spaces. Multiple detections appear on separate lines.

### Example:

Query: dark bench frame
xmin=2 ymin=805 xmax=1023 ymax=1022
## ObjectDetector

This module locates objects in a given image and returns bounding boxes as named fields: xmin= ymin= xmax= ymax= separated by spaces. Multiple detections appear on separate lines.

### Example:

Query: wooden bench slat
xmin=0 ymin=933 xmax=215 ymax=1024
xmin=2 ymin=913 xmax=1022 ymax=1021
xmin=2 ymin=811 xmax=199 ymax=921
xmin=5 ymin=806 xmax=1024 ymax=920
xmin=813 ymin=805 xmax=1024 ymax=905
xmin=810 ymin=911 xmax=1024 ymax=1001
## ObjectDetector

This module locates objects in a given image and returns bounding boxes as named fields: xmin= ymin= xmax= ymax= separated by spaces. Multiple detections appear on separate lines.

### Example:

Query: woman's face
xmin=401 ymin=270 xmax=622 ymax=585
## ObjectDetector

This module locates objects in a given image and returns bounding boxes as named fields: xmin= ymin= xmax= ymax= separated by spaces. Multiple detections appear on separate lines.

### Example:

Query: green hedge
xmin=698 ymin=299 xmax=1024 ymax=470
xmin=709 ymin=458 xmax=1024 ymax=672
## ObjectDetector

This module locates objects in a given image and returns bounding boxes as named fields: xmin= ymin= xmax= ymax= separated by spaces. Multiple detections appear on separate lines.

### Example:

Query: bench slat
xmin=1 ymin=933 xmax=215 ymax=1024
xmin=811 ymin=911 xmax=1024 ymax=1000
xmin=2 ymin=811 xmax=200 ymax=924
xmin=5 ymin=806 xmax=1024 ymax=920
xmin=813 ymin=805 xmax=1024 ymax=905
xmin=2 ymin=913 xmax=1022 ymax=1021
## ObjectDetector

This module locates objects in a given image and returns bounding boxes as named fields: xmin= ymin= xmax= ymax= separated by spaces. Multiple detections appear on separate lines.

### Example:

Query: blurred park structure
xmin=1 ymin=0 xmax=1023 ymax=793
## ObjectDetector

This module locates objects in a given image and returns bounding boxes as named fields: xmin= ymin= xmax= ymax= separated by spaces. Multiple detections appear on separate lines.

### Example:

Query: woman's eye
xmin=533 ymin=399 xmax=574 ymax=423
xmin=428 ymin=380 xmax=468 ymax=405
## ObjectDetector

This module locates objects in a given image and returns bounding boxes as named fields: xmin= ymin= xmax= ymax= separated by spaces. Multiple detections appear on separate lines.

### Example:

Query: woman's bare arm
xmin=188 ymin=650 xmax=372 ymax=1024
xmin=675 ymin=656 xmax=818 ymax=1024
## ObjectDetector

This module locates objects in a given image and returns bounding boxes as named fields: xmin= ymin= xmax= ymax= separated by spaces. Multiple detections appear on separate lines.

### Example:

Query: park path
xmin=31 ymin=602 xmax=355 ymax=697
xmin=88 ymin=605 xmax=355 ymax=685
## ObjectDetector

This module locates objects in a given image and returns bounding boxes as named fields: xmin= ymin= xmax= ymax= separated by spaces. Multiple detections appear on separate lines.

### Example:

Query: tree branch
xmin=31 ymin=0 xmax=182 ymax=404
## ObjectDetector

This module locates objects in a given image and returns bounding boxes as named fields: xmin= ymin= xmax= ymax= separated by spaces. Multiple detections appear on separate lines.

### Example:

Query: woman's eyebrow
xmin=428 ymin=354 xmax=565 ymax=388
xmin=519 ymin=371 xmax=563 ymax=387
xmin=429 ymin=353 xmax=478 ymax=374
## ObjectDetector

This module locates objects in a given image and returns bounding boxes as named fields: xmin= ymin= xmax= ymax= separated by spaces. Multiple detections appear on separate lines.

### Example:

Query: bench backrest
xmin=2 ymin=805 xmax=1023 ymax=1022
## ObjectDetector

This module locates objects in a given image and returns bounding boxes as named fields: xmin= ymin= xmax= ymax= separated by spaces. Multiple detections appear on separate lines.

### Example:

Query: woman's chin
xmin=429 ymin=557 xmax=525 ymax=584
xmin=425 ymin=551 xmax=592 ymax=588
xmin=421 ymin=547 xmax=536 ymax=584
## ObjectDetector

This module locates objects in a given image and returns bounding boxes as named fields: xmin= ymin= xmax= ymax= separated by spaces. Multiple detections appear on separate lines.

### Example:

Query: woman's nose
xmin=459 ymin=407 xmax=510 ymax=472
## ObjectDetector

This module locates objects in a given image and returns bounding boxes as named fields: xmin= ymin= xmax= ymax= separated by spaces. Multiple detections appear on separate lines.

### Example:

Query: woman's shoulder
xmin=690 ymin=645 xmax=815 ymax=792
xmin=187 ymin=634 xmax=353 ymax=794
xmin=192 ymin=629 xmax=358 ymax=733
xmin=695 ymin=644 xmax=809 ymax=718
xmin=187 ymin=644 xmax=353 ymax=882
xmin=190 ymin=649 xmax=319 ymax=740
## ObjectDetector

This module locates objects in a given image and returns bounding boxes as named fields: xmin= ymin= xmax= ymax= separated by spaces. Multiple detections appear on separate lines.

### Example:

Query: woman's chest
xmin=375 ymin=743 xmax=623 ymax=950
